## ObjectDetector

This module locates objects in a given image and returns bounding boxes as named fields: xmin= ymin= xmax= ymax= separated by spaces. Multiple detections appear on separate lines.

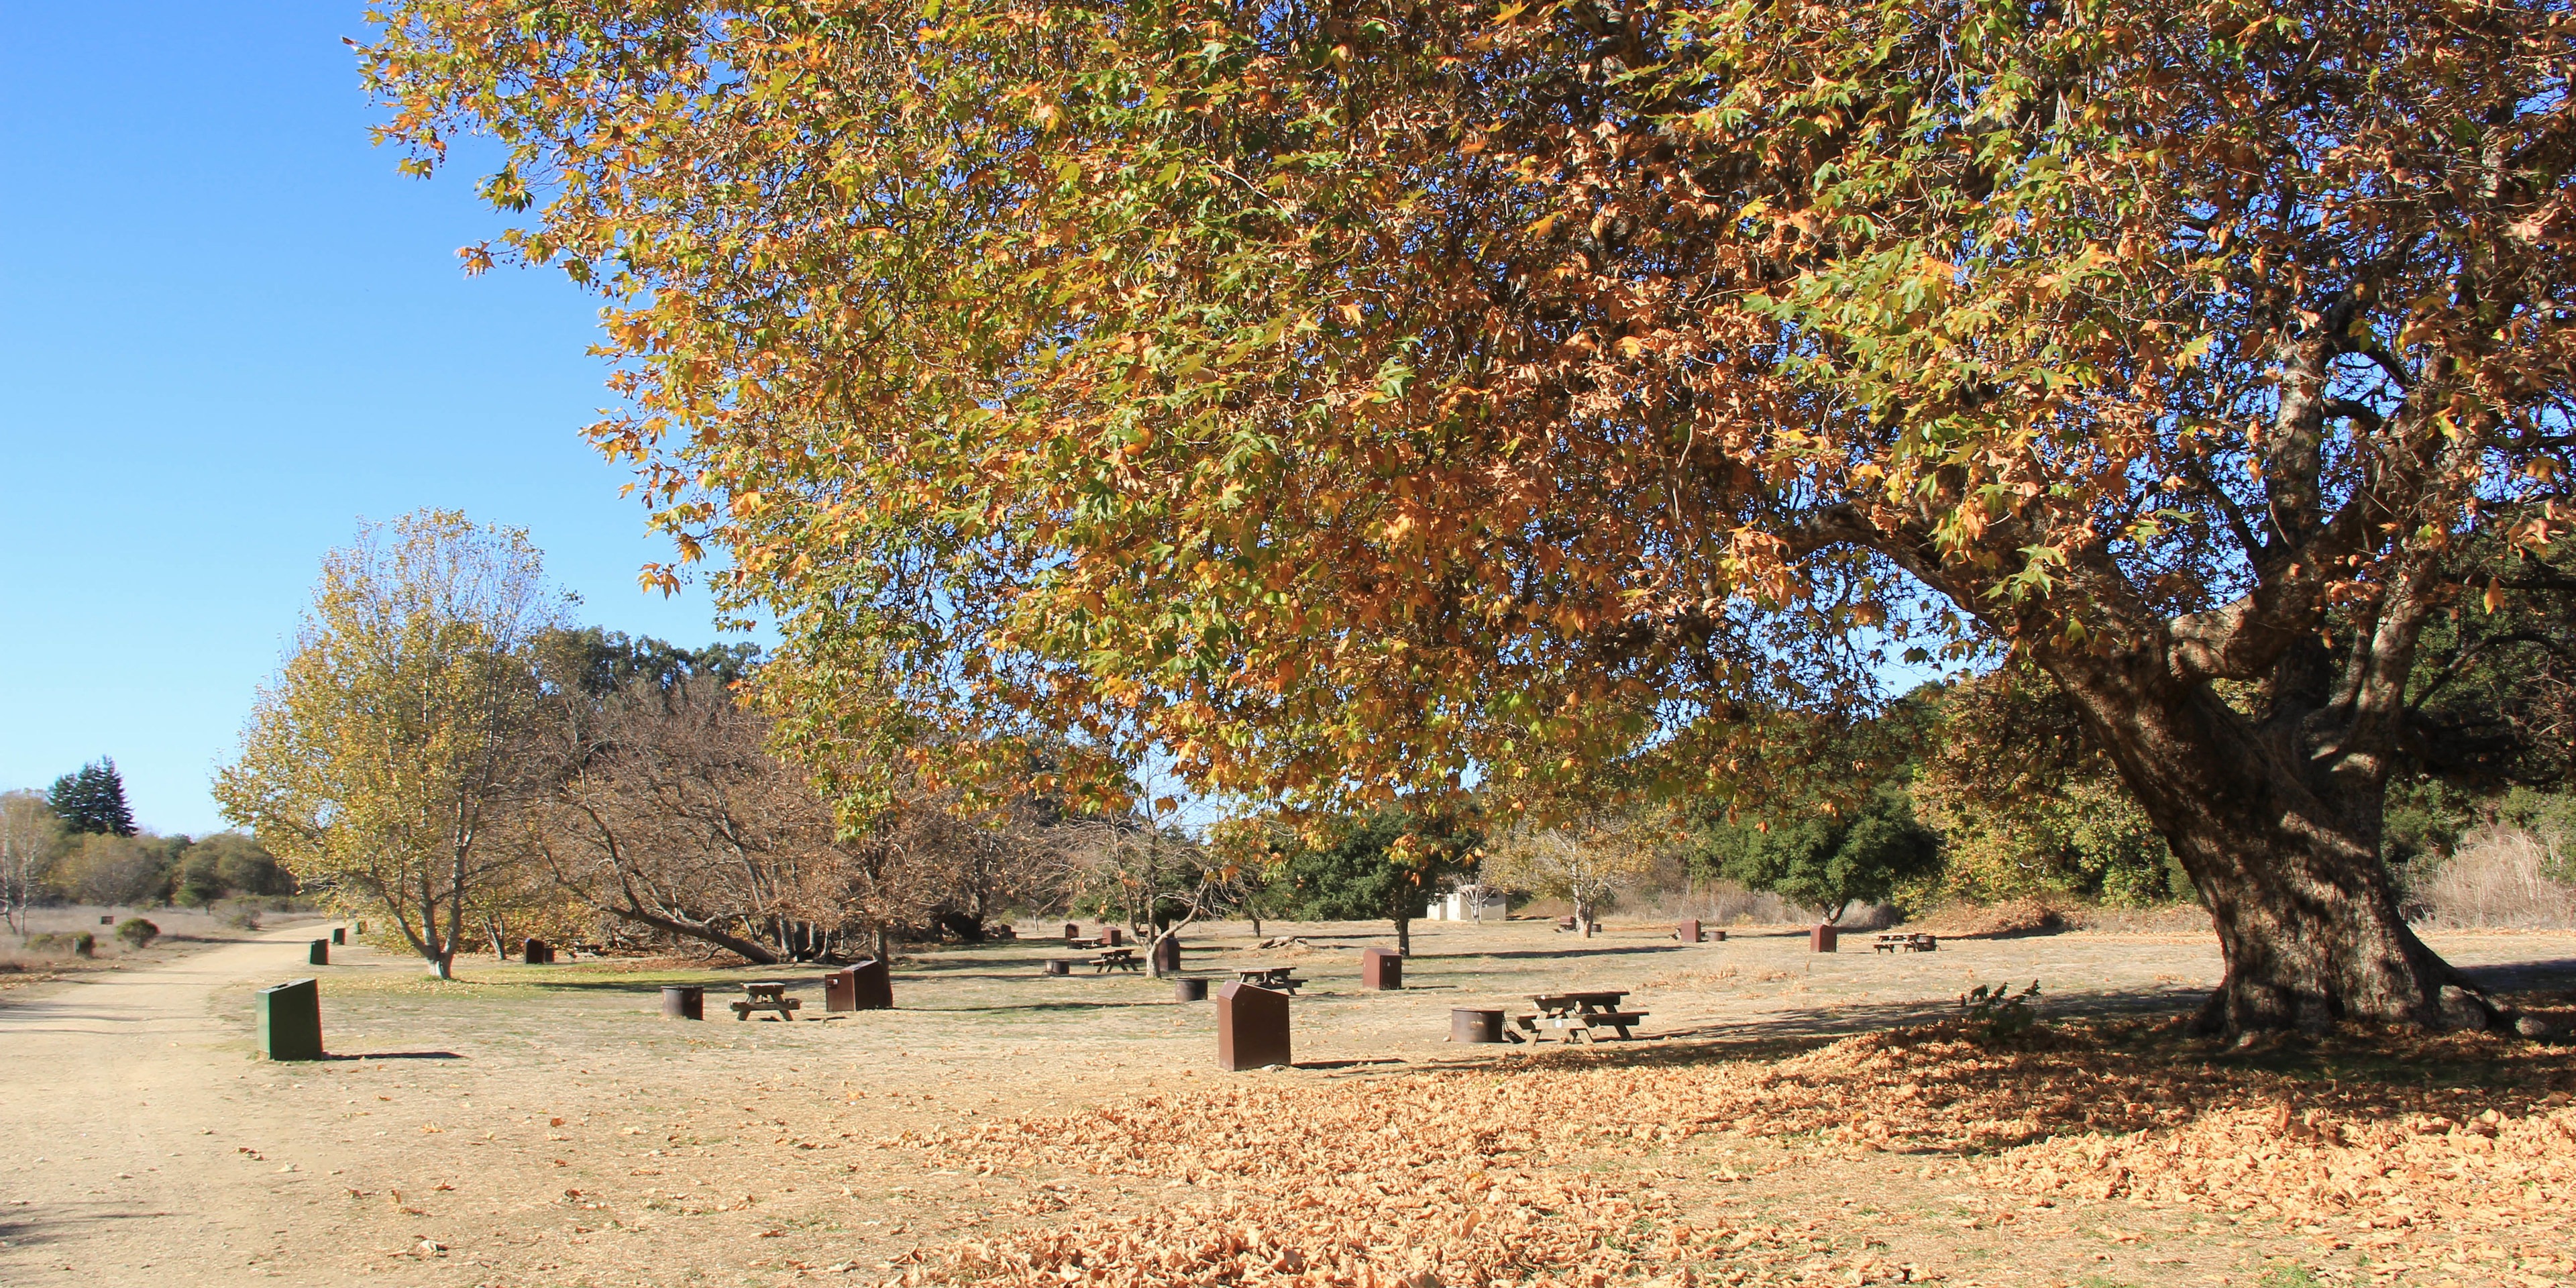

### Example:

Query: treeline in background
xmin=203 ymin=513 xmax=2576 ymax=979
xmin=1 ymin=759 xmax=293 ymax=934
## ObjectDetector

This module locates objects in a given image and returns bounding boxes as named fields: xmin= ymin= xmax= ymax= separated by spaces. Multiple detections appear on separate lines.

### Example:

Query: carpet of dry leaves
xmin=879 ymin=1000 xmax=2576 ymax=1288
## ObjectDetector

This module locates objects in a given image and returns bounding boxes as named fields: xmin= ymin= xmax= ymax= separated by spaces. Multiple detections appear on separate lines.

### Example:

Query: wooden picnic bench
xmin=1874 ymin=933 xmax=1939 ymax=953
xmin=1233 ymin=966 xmax=1307 ymax=994
xmin=1513 ymin=990 xmax=1648 ymax=1042
xmin=1091 ymin=948 xmax=1143 ymax=974
xmin=1067 ymin=936 xmax=1106 ymax=950
xmin=729 ymin=981 xmax=803 ymax=1021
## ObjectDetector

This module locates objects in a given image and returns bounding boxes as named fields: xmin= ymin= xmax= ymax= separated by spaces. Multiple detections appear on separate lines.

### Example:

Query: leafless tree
xmin=0 ymin=791 xmax=63 ymax=934
xmin=517 ymin=678 xmax=857 ymax=963
xmin=517 ymin=675 xmax=1076 ymax=962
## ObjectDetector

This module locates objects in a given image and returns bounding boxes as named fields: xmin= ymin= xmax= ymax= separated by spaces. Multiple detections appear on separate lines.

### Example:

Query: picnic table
xmin=1042 ymin=949 xmax=1143 ymax=975
xmin=1874 ymin=932 xmax=1939 ymax=953
xmin=1513 ymin=990 xmax=1648 ymax=1042
xmin=729 ymin=981 xmax=803 ymax=1021
xmin=1233 ymin=966 xmax=1307 ymax=994
xmin=1067 ymin=936 xmax=1106 ymax=950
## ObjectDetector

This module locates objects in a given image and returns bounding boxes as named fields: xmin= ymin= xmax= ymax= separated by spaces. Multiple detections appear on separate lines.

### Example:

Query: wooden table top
xmin=1529 ymin=990 xmax=1629 ymax=1010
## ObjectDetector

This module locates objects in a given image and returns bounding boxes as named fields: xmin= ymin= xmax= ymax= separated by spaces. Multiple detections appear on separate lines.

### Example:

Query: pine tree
xmin=48 ymin=759 xmax=137 ymax=837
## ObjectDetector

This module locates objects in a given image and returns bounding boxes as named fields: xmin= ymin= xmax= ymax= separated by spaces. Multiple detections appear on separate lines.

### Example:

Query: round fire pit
xmin=1174 ymin=976 xmax=1210 ymax=1002
xmin=1450 ymin=1008 xmax=1506 ymax=1044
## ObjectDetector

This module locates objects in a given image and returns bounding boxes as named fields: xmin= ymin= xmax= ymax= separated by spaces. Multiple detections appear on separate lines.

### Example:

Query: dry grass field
xmin=1 ymin=916 xmax=2569 ymax=1288
xmin=0 ymin=904 xmax=272 ymax=983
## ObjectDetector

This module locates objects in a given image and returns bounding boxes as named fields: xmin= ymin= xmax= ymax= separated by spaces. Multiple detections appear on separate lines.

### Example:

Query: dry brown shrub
xmin=1905 ymin=899 xmax=2070 ymax=938
xmin=2058 ymin=904 xmax=2212 ymax=934
xmin=2416 ymin=826 xmax=2576 ymax=929
xmin=1904 ymin=898 xmax=2214 ymax=938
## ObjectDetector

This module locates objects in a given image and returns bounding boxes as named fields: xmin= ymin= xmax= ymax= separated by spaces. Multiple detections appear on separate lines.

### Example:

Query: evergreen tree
xmin=1695 ymin=780 xmax=1942 ymax=924
xmin=1274 ymin=808 xmax=1478 ymax=955
xmin=48 ymin=759 xmax=137 ymax=837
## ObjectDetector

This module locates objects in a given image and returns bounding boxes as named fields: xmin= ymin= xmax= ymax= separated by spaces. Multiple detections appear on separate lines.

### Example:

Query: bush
xmin=48 ymin=833 xmax=176 ymax=906
xmin=21 ymin=931 xmax=95 ymax=957
xmin=115 ymin=917 xmax=159 ymax=948
xmin=1960 ymin=980 xmax=2043 ymax=1044
xmin=1695 ymin=780 xmax=1942 ymax=920
xmin=2414 ymin=826 xmax=2576 ymax=928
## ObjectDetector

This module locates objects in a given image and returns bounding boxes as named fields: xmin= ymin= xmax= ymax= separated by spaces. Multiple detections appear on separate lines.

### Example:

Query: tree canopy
xmin=1269 ymin=806 xmax=1478 ymax=953
xmin=48 ymin=759 xmax=136 ymax=837
xmin=1697 ymin=780 xmax=1942 ymax=922
xmin=1483 ymin=808 xmax=1665 ymax=932
xmin=217 ymin=510 xmax=564 ymax=977
xmin=366 ymin=0 xmax=2576 ymax=1031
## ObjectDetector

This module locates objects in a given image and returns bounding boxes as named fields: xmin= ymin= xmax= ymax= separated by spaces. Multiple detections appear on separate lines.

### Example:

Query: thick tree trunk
xmin=2041 ymin=651 xmax=2491 ymax=1034
xmin=596 ymin=904 xmax=784 ymax=964
xmin=1394 ymin=915 xmax=1411 ymax=956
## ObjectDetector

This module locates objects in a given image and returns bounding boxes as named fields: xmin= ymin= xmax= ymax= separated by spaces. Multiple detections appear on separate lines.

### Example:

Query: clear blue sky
xmin=0 ymin=3 xmax=741 ymax=835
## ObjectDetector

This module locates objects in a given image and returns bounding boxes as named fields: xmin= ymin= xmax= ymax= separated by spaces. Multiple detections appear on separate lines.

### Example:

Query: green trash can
xmin=308 ymin=939 xmax=329 ymax=966
xmin=258 ymin=979 xmax=324 ymax=1061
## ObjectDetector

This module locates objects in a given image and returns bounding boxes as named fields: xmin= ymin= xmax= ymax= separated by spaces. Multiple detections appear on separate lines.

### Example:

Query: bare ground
xmin=0 ymin=917 xmax=2568 ymax=1288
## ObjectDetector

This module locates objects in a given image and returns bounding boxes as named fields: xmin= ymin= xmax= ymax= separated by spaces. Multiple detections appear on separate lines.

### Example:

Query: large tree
xmin=48 ymin=759 xmax=136 ymax=838
xmin=217 ymin=511 xmax=562 ymax=978
xmin=1697 ymin=781 xmax=1943 ymax=924
xmin=0 ymin=791 xmax=65 ymax=932
xmin=1485 ymin=809 xmax=1662 ymax=937
xmin=1911 ymin=669 xmax=2188 ymax=907
xmin=518 ymin=671 xmax=876 ymax=963
xmin=367 ymin=0 xmax=2576 ymax=1032
xmin=1270 ymin=806 xmax=1478 ymax=953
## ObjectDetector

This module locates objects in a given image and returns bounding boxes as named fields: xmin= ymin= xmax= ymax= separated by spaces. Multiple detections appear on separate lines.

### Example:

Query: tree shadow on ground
xmin=899 ymin=999 xmax=1176 ymax=1015
xmin=1647 ymin=981 xmax=2205 ymax=1047
xmin=0 ymin=1205 xmax=177 ymax=1254
xmin=2458 ymin=956 xmax=2576 ymax=991
xmin=1403 ymin=973 xmax=2576 ymax=1108
xmin=1417 ymin=944 xmax=1696 ymax=962
xmin=325 ymin=1051 xmax=463 ymax=1061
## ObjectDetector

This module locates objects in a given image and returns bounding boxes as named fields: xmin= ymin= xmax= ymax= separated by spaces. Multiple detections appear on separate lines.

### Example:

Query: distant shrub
xmin=2415 ymin=826 xmax=2576 ymax=928
xmin=1693 ymin=883 xmax=1808 ymax=926
xmin=48 ymin=833 xmax=176 ymax=907
xmin=115 ymin=917 xmax=160 ymax=948
xmin=225 ymin=906 xmax=262 ymax=931
xmin=1961 ymin=980 xmax=2043 ymax=1044
xmin=1915 ymin=897 xmax=2070 ymax=938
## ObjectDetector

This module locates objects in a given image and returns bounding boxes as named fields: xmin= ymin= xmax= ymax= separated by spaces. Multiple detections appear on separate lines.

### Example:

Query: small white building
xmin=1425 ymin=886 xmax=1509 ymax=922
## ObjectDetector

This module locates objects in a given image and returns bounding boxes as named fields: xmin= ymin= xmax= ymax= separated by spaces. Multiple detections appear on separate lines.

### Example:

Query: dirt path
xmin=0 ymin=924 xmax=343 ymax=1284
